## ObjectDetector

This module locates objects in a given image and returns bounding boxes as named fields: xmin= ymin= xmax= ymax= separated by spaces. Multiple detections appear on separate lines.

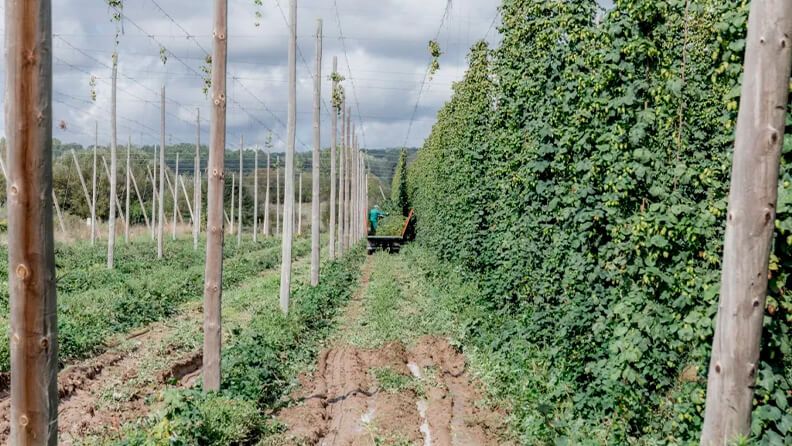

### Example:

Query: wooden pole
xmin=163 ymin=171 xmax=184 ymax=224
xmin=230 ymin=173 xmax=235 ymax=235
xmin=350 ymin=128 xmax=356 ymax=245
xmin=129 ymin=168 xmax=151 ymax=231
xmin=311 ymin=18 xmax=323 ymax=286
xmin=254 ymin=148 xmax=259 ymax=242
xmin=338 ymin=103 xmax=346 ymax=257
xmin=92 ymin=122 xmax=98 ymax=244
xmin=102 ymin=157 xmax=125 ymax=216
xmin=151 ymin=145 xmax=157 ymax=240
xmin=69 ymin=149 xmax=92 ymax=213
xmin=264 ymin=148 xmax=271 ymax=237
xmin=294 ymin=168 xmax=302 ymax=235
xmin=700 ymin=3 xmax=792 ymax=444
xmin=108 ymin=53 xmax=118 ymax=268
xmin=173 ymin=152 xmax=179 ymax=240
xmin=344 ymin=107 xmax=352 ymax=250
xmin=158 ymin=86 xmax=166 ymax=258
xmin=238 ymin=136 xmax=243 ymax=246
xmin=125 ymin=136 xmax=131 ymax=243
xmin=280 ymin=0 xmax=297 ymax=313
xmin=52 ymin=191 xmax=65 ymax=234
xmin=203 ymin=0 xmax=228 ymax=392
xmin=194 ymin=108 xmax=201 ymax=249
xmin=179 ymin=175 xmax=195 ymax=223
xmin=276 ymin=159 xmax=281 ymax=236
xmin=329 ymin=56 xmax=338 ymax=260
xmin=6 ymin=0 xmax=59 ymax=441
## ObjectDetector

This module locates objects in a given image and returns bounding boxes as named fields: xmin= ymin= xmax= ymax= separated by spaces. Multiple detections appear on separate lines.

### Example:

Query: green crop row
xmin=108 ymin=249 xmax=365 ymax=445
xmin=0 ymin=237 xmax=311 ymax=373
xmin=408 ymin=0 xmax=790 ymax=443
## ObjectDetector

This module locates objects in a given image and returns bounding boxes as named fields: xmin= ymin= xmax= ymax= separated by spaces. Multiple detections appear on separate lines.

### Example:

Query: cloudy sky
xmin=0 ymin=0 xmax=502 ymax=152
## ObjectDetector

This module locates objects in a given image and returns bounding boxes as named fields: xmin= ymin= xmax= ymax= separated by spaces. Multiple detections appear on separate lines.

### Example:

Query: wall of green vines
xmin=409 ymin=0 xmax=791 ymax=443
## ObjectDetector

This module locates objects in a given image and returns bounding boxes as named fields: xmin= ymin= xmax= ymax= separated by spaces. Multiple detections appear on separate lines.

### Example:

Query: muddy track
xmin=0 ymin=310 xmax=204 ymax=445
xmin=278 ymin=337 xmax=504 ymax=446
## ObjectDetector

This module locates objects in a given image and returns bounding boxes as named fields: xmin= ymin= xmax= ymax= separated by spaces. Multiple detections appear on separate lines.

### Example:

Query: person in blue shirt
xmin=368 ymin=205 xmax=386 ymax=235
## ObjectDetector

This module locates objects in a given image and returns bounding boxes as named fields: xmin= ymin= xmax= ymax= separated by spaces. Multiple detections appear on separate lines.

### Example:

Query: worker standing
xmin=368 ymin=205 xmax=386 ymax=235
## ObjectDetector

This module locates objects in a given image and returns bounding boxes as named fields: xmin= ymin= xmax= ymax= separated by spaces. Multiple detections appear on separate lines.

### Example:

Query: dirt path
xmin=277 ymin=255 xmax=505 ymax=446
xmin=0 ymin=254 xmax=312 ymax=445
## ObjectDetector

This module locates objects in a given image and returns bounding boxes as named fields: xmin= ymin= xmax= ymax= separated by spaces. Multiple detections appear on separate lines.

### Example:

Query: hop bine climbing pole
xmin=700 ymin=1 xmax=792 ymax=444
xmin=108 ymin=52 xmax=118 ymax=268
xmin=329 ymin=56 xmax=339 ymax=259
xmin=194 ymin=108 xmax=201 ymax=250
xmin=253 ymin=146 xmax=259 ymax=243
xmin=238 ymin=136 xmax=243 ymax=247
xmin=5 ymin=0 xmax=59 ymax=443
xmin=158 ymin=85 xmax=166 ymax=258
xmin=337 ymin=101 xmax=346 ymax=256
xmin=279 ymin=0 xmax=297 ymax=314
xmin=203 ymin=0 xmax=228 ymax=391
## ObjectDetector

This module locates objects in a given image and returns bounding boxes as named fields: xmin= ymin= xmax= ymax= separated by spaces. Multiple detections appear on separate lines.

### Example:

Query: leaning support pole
xmin=129 ymin=168 xmax=151 ymax=231
xmin=173 ymin=153 xmax=179 ymax=240
xmin=279 ymin=0 xmax=297 ymax=314
xmin=203 ymin=0 xmax=228 ymax=392
xmin=700 ymin=2 xmax=792 ymax=444
xmin=69 ymin=149 xmax=93 ymax=214
xmin=6 ymin=0 xmax=59 ymax=442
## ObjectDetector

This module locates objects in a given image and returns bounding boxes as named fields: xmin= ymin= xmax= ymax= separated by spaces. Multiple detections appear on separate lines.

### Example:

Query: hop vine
xmin=253 ymin=0 xmax=264 ymax=27
xmin=105 ymin=0 xmax=124 ymax=45
xmin=428 ymin=40 xmax=442 ymax=79
xmin=330 ymin=72 xmax=346 ymax=112
xmin=89 ymin=75 xmax=98 ymax=102
xmin=201 ymin=55 xmax=213 ymax=97
xmin=159 ymin=46 xmax=168 ymax=65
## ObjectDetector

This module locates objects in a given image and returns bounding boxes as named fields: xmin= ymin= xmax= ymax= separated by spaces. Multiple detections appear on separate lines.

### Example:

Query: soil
xmin=277 ymin=258 xmax=506 ymax=446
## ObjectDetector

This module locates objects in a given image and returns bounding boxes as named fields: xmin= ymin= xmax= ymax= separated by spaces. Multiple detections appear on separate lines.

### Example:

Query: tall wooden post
xmin=230 ymin=173 xmax=235 ymax=235
xmin=194 ymin=108 xmax=201 ymax=249
xmin=349 ymin=129 xmax=356 ymax=245
xmin=276 ymin=158 xmax=281 ymax=236
xmin=311 ymin=18 xmax=323 ymax=286
xmin=158 ymin=86 xmax=166 ymax=258
xmin=151 ymin=145 xmax=157 ymax=240
xmin=125 ymin=136 xmax=131 ymax=243
xmin=344 ymin=108 xmax=352 ymax=249
xmin=280 ymin=0 xmax=297 ymax=313
xmin=297 ymin=169 xmax=302 ymax=235
xmin=338 ymin=103 xmax=346 ymax=257
xmin=203 ymin=0 xmax=228 ymax=392
xmin=238 ymin=136 xmax=243 ymax=246
xmin=6 ymin=0 xmax=59 ymax=442
xmin=329 ymin=56 xmax=338 ymax=260
xmin=254 ymin=148 xmax=259 ymax=242
xmin=92 ymin=122 xmax=98 ymax=245
xmin=173 ymin=153 xmax=179 ymax=240
xmin=108 ymin=53 xmax=118 ymax=268
xmin=264 ymin=149 xmax=271 ymax=237
xmin=701 ymin=2 xmax=792 ymax=444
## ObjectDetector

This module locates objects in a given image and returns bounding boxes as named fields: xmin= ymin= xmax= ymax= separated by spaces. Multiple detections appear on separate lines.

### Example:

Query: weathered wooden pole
xmin=311 ymin=18 xmax=323 ymax=286
xmin=264 ymin=148 xmax=271 ymax=237
xmin=294 ymin=167 xmax=302 ymax=235
xmin=151 ymin=145 xmax=157 ymax=240
xmin=329 ymin=56 xmax=338 ymax=259
xmin=172 ymin=152 xmax=179 ymax=240
xmin=276 ymin=158 xmax=281 ymax=236
xmin=238 ymin=136 xmax=243 ymax=246
xmin=6 ymin=0 xmax=59 ymax=442
xmin=102 ymin=157 xmax=125 ymax=221
xmin=230 ymin=173 xmax=235 ymax=235
xmin=125 ymin=136 xmax=131 ymax=243
xmin=203 ymin=0 xmax=228 ymax=392
xmin=194 ymin=108 xmax=201 ymax=249
xmin=280 ymin=0 xmax=297 ymax=313
xmin=179 ymin=175 xmax=195 ymax=223
xmin=253 ymin=147 xmax=259 ymax=242
xmin=338 ymin=103 xmax=346 ymax=257
xmin=701 ymin=2 xmax=792 ymax=444
xmin=349 ymin=129 xmax=357 ymax=245
xmin=69 ymin=149 xmax=92 ymax=214
xmin=108 ymin=53 xmax=118 ymax=268
xmin=344 ymin=108 xmax=352 ymax=249
xmin=158 ymin=86 xmax=166 ymax=258
xmin=92 ymin=122 xmax=98 ymax=244
xmin=129 ymin=168 xmax=151 ymax=231
xmin=52 ymin=191 xmax=65 ymax=234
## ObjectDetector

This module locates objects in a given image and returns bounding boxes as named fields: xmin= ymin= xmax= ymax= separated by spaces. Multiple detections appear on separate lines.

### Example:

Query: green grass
xmin=95 ymin=248 xmax=366 ymax=445
xmin=0 ymin=236 xmax=312 ymax=373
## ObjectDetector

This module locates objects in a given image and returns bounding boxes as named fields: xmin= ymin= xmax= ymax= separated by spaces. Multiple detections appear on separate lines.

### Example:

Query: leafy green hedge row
xmin=115 ymin=250 xmax=365 ymax=445
xmin=409 ymin=0 xmax=790 ymax=443
xmin=0 ymin=237 xmax=310 ymax=372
